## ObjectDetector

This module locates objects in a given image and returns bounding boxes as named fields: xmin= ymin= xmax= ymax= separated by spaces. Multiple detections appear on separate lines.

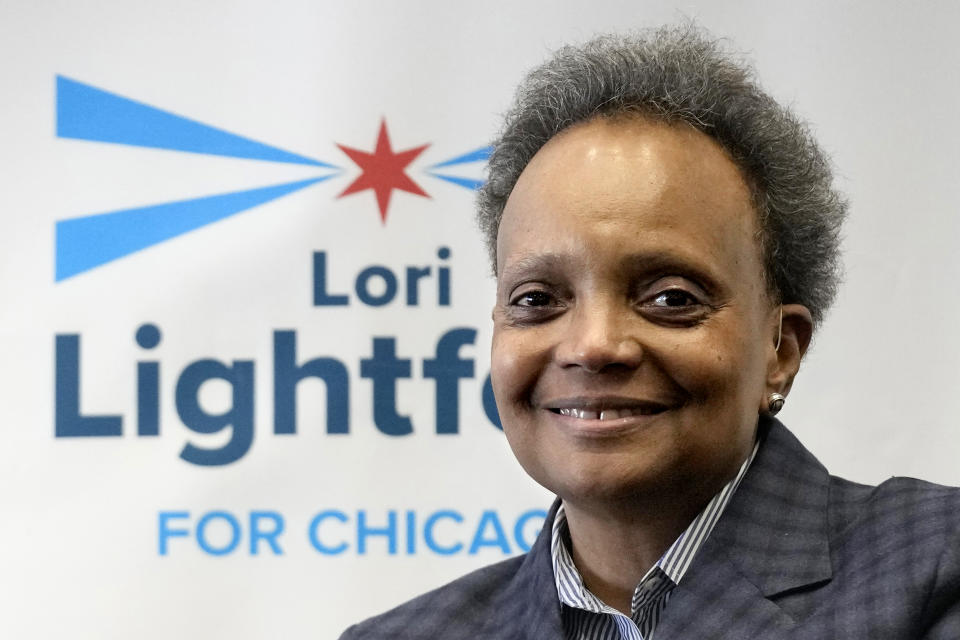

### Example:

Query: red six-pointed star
xmin=336 ymin=119 xmax=430 ymax=223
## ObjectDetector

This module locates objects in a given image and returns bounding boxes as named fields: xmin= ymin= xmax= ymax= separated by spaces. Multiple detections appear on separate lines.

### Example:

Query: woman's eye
xmin=650 ymin=289 xmax=700 ymax=307
xmin=503 ymin=287 xmax=565 ymax=325
xmin=513 ymin=290 xmax=554 ymax=307
xmin=639 ymin=285 xmax=712 ymax=326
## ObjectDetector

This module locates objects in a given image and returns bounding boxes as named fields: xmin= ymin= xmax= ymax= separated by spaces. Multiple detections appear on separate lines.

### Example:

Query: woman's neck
xmin=560 ymin=482 xmax=717 ymax=615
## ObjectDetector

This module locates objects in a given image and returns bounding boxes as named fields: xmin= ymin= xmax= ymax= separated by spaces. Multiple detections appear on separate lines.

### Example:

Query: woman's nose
xmin=555 ymin=304 xmax=644 ymax=373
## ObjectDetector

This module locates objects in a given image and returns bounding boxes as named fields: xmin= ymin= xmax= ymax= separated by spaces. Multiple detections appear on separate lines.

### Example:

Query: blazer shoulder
xmin=829 ymin=474 xmax=960 ymax=538
xmin=339 ymin=554 xmax=528 ymax=640
xmin=839 ymin=473 xmax=959 ymax=513
xmin=823 ymin=476 xmax=960 ymax=635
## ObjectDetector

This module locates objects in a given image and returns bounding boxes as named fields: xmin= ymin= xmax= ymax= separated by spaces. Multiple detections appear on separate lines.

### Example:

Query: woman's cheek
xmin=492 ymin=329 xmax=549 ymax=391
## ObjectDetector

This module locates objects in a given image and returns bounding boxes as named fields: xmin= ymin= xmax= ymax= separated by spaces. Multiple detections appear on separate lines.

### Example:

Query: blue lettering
xmin=360 ymin=338 xmax=412 ymax=436
xmin=273 ymin=330 xmax=349 ymax=435
xmin=423 ymin=328 xmax=475 ymax=434
xmin=55 ymin=334 xmax=122 ymax=437
xmin=196 ymin=511 xmax=242 ymax=556
xmin=314 ymin=249 xmax=451 ymax=308
xmin=437 ymin=246 xmax=451 ymax=306
xmin=355 ymin=266 xmax=397 ymax=306
xmin=249 ymin=511 xmax=284 ymax=555
xmin=469 ymin=510 xmax=511 ymax=555
xmin=136 ymin=324 xmax=161 ymax=436
xmin=424 ymin=510 xmax=464 ymax=555
xmin=158 ymin=511 xmax=190 ymax=555
xmin=302 ymin=508 xmax=544 ymax=557
xmin=54 ymin=319 xmax=502 ymax=464
xmin=176 ymin=359 xmax=254 ymax=466
xmin=405 ymin=266 xmax=430 ymax=306
xmin=513 ymin=509 xmax=547 ymax=552
xmin=312 ymin=251 xmax=349 ymax=306
xmin=357 ymin=510 xmax=397 ymax=555
xmin=308 ymin=510 xmax=349 ymax=554
xmin=482 ymin=373 xmax=502 ymax=430
xmin=405 ymin=510 xmax=416 ymax=555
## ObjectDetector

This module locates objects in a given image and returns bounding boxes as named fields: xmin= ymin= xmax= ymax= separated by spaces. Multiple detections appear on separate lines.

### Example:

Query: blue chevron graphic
xmin=427 ymin=146 xmax=491 ymax=191
xmin=428 ymin=146 xmax=492 ymax=169
xmin=53 ymin=76 xmax=489 ymax=281
xmin=57 ymin=76 xmax=337 ymax=167
xmin=430 ymin=174 xmax=484 ymax=190
xmin=56 ymin=177 xmax=331 ymax=281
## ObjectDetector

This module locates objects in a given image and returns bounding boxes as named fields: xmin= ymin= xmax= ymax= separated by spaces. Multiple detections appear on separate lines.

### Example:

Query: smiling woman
xmin=493 ymin=117 xmax=777 ymax=507
xmin=491 ymin=117 xmax=788 ymax=585
xmin=340 ymin=25 xmax=960 ymax=640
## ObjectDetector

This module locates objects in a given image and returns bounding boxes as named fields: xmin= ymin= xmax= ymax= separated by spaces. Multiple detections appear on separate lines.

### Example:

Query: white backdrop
xmin=1 ymin=1 xmax=958 ymax=638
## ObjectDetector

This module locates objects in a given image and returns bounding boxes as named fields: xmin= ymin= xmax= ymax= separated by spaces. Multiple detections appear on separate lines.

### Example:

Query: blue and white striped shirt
xmin=551 ymin=442 xmax=759 ymax=640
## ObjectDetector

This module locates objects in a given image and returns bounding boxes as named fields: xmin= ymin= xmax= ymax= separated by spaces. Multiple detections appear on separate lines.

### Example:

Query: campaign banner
xmin=2 ymin=2 xmax=957 ymax=638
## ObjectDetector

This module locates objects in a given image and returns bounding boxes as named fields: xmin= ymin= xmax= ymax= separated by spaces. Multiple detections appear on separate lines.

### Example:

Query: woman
xmin=341 ymin=26 xmax=960 ymax=639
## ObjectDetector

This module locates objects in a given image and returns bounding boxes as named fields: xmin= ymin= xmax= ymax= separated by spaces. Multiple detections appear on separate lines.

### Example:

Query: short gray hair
xmin=477 ymin=26 xmax=846 ymax=325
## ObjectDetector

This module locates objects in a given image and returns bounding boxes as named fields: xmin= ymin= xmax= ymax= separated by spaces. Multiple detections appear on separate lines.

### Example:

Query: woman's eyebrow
xmin=620 ymin=251 xmax=695 ymax=271
xmin=499 ymin=253 xmax=569 ymax=281
xmin=500 ymin=250 xmax=722 ymax=284
xmin=618 ymin=251 xmax=721 ymax=285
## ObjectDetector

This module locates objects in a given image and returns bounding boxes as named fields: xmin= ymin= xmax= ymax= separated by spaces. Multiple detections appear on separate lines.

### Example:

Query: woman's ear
xmin=767 ymin=304 xmax=814 ymax=397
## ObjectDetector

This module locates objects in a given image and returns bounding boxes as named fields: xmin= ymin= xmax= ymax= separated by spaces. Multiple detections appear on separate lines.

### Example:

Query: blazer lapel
xmin=486 ymin=419 xmax=834 ymax=640
xmin=653 ymin=418 xmax=834 ymax=639
xmin=483 ymin=498 xmax=566 ymax=640
xmin=651 ymin=543 xmax=798 ymax=639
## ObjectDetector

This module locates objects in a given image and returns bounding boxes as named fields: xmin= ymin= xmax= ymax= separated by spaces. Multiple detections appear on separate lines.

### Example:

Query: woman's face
xmin=491 ymin=117 xmax=780 ymax=506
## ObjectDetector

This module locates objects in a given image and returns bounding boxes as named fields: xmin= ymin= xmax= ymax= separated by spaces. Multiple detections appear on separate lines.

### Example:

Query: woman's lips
xmin=541 ymin=396 xmax=677 ymax=432
xmin=551 ymin=406 xmax=666 ymax=420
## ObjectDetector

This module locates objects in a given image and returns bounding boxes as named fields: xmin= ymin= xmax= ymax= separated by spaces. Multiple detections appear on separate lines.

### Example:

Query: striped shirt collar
xmin=551 ymin=441 xmax=760 ymax=638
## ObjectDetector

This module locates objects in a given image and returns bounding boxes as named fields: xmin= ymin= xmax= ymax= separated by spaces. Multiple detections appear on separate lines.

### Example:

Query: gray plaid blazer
xmin=340 ymin=418 xmax=960 ymax=638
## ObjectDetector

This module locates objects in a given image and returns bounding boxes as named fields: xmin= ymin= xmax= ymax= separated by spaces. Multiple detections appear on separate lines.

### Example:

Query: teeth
xmin=557 ymin=407 xmax=661 ymax=420
xmin=558 ymin=408 xmax=598 ymax=419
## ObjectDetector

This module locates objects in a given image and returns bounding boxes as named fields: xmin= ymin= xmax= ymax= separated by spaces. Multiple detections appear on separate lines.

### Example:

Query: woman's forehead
xmin=512 ymin=118 xmax=751 ymax=209
xmin=497 ymin=118 xmax=762 ymax=280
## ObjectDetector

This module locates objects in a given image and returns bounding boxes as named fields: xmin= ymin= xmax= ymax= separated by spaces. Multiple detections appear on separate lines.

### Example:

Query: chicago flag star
xmin=336 ymin=119 xmax=430 ymax=222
